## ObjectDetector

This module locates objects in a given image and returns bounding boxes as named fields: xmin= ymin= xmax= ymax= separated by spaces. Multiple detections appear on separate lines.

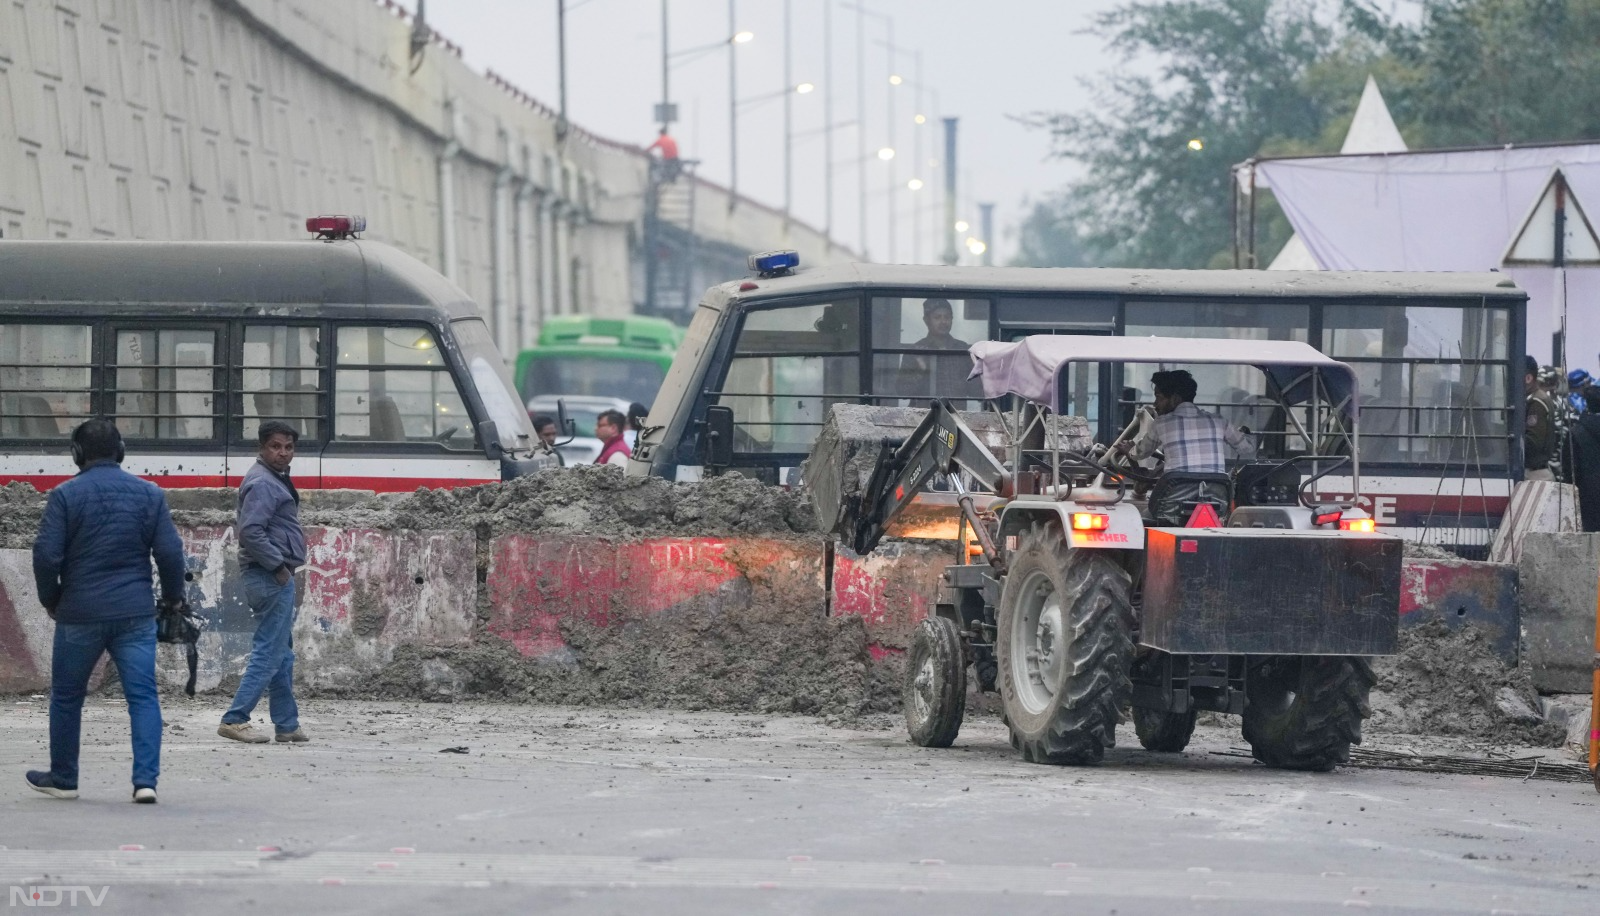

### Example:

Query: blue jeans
xmin=49 ymin=616 xmax=162 ymax=790
xmin=222 ymin=567 xmax=299 ymax=732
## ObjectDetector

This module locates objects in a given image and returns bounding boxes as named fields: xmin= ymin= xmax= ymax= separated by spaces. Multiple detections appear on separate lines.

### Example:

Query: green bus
xmin=514 ymin=315 xmax=683 ymax=408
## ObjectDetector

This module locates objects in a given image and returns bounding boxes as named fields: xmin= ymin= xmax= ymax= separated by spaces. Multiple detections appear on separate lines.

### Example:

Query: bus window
xmin=523 ymin=356 xmax=666 ymax=406
xmin=1324 ymin=303 xmax=1512 ymax=466
xmin=333 ymin=326 xmax=474 ymax=448
xmin=113 ymin=328 xmax=218 ymax=441
xmin=869 ymin=297 xmax=988 ymax=407
xmin=718 ymin=300 xmax=860 ymax=454
xmin=1125 ymin=300 xmax=1310 ymax=343
xmin=242 ymin=325 xmax=322 ymax=442
xmin=0 ymin=324 xmax=92 ymax=439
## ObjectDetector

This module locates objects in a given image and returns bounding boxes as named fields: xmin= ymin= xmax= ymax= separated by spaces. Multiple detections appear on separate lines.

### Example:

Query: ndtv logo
xmin=8 ymin=887 xmax=110 ymax=907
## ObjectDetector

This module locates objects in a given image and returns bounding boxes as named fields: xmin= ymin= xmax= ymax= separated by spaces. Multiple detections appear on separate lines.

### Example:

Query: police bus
xmin=632 ymin=252 xmax=1527 ymax=557
xmin=0 ymin=218 xmax=549 ymax=492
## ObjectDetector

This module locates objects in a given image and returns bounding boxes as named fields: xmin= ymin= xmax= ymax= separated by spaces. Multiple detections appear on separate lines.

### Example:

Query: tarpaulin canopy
xmin=1253 ymin=142 xmax=1600 ymax=367
xmin=969 ymin=336 xmax=1361 ymax=419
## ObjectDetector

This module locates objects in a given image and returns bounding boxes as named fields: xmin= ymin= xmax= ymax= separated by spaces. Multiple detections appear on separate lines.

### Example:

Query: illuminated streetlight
xmin=954 ymin=219 xmax=970 ymax=232
xmin=733 ymin=30 xmax=755 ymax=43
xmin=1187 ymin=138 xmax=1204 ymax=151
xmin=795 ymin=81 xmax=815 ymax=94
xmin=889 ymin=74 xmax=903 ymax=85
xmin=907 ymin=177 xmax=924 ymax=191
xmin=877 ymin=146 xmax=896 ymax=161
xmin=913 ymin=113 xmax=927 ymax=125
xmin=966 ymin=237 xmax=987 ymax=256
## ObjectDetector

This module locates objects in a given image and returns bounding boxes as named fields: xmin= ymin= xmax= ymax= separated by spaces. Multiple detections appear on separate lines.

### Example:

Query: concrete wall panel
xmin=1518 ymin=532 xmax=1599 ymax=693
xmin=1399 ymin=557 xmax=1520 ymax=664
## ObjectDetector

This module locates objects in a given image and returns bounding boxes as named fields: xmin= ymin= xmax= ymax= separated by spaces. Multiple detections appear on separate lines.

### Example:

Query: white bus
xmin=0 ymin=221 xmax=549 ymax=492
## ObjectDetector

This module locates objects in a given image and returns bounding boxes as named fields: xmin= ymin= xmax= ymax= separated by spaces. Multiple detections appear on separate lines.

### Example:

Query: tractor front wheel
xmin=904 ymin=616 xmax=967 ymax=747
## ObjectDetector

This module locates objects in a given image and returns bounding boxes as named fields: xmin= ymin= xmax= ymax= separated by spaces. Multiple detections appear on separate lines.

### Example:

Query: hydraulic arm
xmin=850 ymin=401 xmax=1011 ymax=557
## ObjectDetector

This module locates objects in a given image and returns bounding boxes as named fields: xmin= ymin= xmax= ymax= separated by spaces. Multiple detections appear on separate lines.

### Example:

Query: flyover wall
xmin=0 ymin=0 xmax=848 ymax=353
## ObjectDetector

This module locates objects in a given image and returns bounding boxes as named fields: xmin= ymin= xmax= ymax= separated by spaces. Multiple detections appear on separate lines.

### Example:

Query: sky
xmin=398 ymin=0 xmax=1131 ymax=264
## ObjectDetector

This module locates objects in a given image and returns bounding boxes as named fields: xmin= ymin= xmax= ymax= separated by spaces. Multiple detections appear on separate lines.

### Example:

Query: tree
xmin=1023 ymin=1 xmax=1369 ymax=268
xmin=1395 ymin=0 xmax=1600 ymax=147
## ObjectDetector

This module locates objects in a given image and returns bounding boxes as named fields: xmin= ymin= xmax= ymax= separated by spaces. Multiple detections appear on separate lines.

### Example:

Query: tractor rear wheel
xmin=1242 ymin=655 xmax=1374 ymax=772
xmin=996 ymin=523 xmax=1134 ymax=765
xmin=904 ymin=616 xmax=967 ymax=747
xmin=1133 ymin=706 xmax=1198 ymax=753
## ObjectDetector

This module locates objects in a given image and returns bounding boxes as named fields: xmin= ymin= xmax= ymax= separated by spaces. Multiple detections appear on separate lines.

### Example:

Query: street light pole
xmin=728 ymin=0 xmax=738 ymax=210
xmin=942 ymin=116 xmax=959 ymax=265
xmin=659 ymin=0 xmax=669 ymax=133
xmin=783 ymin=0 xmax=792 ymax=224
xmin=823 ymin=0 xmax=833 ymax=240
xmin=884 ymin=18 xmax=895 ymax=263
xmin=556 ymin=0 xmax=569 ymax=141
xmin=856 ymin=1 xmax=867 ymax=260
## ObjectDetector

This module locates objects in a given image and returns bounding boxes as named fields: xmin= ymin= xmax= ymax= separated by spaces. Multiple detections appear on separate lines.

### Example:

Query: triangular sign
xmin=1503 ymin=169 xmax=1600 ymax=266
xmin=1185 ymin=503 xmax=1222 ymax=528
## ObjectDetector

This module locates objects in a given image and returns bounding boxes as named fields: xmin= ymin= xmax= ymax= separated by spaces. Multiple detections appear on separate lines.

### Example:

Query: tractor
xmin=806 ymin=335 xmax=1402 ymax=771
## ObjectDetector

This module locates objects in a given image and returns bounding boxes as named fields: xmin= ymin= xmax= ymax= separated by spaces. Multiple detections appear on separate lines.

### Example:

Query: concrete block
xmin=1487 ymin=480 xmax=1581 ymax=566
xmin=1399 ymin=557 xmax=1520 ymax=665
xmin=1517 ymin=532 xmax=1600 ymax=694
xmin=830 ymin=540 xmax=958 ymax=658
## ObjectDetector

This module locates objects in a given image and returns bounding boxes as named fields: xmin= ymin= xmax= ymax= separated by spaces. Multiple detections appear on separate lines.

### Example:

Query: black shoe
xmin=25 ymin=770 xmax=78 ymax=800
xmin=133 ymin=786 xmax=157 ymax=804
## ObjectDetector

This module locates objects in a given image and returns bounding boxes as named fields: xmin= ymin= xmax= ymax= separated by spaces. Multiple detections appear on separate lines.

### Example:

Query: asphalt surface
xmin=1 ymin=696 xmax=1597 ymax=915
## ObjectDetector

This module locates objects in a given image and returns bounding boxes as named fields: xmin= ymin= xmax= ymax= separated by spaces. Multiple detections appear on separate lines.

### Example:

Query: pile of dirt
xmin=1368 ymin=619 xmax=1566 ymax=747
xmin=388 ymin=466 xmax=817 ymax=538
xmin=0 ymin=482 xmax=44 ymax=549
xmin=1402 ymin=541 xmax=1462 ymax=561
xmin=358 ymin=610 xmax=872 ymax=718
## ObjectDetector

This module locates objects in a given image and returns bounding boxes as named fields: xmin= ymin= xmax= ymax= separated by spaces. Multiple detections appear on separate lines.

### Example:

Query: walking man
xmin=218 ymin=421 xmax=307 ymax=744
xmin=28 ymin=419 xmax=186 ymax=803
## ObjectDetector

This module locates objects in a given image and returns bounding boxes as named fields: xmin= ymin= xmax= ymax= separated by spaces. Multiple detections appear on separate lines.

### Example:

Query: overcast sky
xmin=399 ymin=0 xmax=1131 ymax=264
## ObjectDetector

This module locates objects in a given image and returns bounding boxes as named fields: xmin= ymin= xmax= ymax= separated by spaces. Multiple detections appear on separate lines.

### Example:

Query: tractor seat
xmin=1146 ymin=472 xmax=1233 ymax=527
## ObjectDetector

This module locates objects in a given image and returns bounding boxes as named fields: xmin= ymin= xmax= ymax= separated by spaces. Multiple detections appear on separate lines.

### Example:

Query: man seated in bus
xmin=1117 ymin=369 xmax=1254 ymax=525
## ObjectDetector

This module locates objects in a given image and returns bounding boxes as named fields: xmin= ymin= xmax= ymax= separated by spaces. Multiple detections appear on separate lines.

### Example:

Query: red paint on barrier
xmin=486 ymin=537 xmax=821 ymax=658
xmin=867 ymin=644 xmax=905 ymax=661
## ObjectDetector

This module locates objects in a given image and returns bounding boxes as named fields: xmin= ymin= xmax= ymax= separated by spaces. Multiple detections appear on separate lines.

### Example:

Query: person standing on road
xmin=624 ymin=402 xmax=648 ymax=449
xmin=1565 ymin=388 xmax=1600 ymax=531
xmin=27 ymin=420 xmax=186 ymax=804
xmin=594 ymin=409 xmax=632 ymax=468
xmin=218 ymin=421 xmax=308 ymax=744
xmin=1525 ymin=355 xmax=1557 ymax=481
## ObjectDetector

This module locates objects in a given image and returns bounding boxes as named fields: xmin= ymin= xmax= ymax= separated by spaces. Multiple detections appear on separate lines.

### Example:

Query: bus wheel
xmin=997 ymin=524 xmax=1133 ymax=765
xmin=903 ymin=617 xmax=967 ymax=748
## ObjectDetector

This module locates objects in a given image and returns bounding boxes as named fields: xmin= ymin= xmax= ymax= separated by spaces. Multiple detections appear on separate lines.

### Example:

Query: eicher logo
xmin=8 ymin=886 xmax=110 ymax=907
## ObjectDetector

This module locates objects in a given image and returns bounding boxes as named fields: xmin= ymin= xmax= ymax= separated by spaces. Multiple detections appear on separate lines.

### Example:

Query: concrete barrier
xmin=1399 ymin=557 xmax=1520 ymax=665
xmin=1488 ymin=480 xmax=1581 ymax=566
xmin=2 ymin=529 xmax=1531 ymax=698
xmin=1518 ymin=533 xmax=1600 ymax=693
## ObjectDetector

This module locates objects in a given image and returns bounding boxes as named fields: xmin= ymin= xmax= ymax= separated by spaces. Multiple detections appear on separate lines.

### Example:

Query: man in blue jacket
xmin=28 ymin=420 xmax=186 ymax=804
xmin=218 ymin=420 xmax=308 ymax=744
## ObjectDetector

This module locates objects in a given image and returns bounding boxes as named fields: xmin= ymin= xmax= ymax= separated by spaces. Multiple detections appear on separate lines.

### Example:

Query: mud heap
xmin=1367 ymin=619 xmax=1566 ymax=747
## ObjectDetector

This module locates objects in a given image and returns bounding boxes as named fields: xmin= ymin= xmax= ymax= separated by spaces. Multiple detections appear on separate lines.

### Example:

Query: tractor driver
xmin=1116 ymin=369 xmax=1254 ymax=523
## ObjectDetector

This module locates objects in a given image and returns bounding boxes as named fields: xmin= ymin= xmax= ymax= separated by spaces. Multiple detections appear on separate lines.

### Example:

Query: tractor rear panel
xmin=1141 ymin=528 xmax=1401 ymax=656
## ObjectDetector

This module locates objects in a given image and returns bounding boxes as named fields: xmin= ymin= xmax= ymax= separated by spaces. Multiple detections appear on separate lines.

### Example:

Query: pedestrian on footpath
xmin=218 ymin=420 xmax=308 ymax=745
xmin=27 ymin=420 xmax=186 ymax=804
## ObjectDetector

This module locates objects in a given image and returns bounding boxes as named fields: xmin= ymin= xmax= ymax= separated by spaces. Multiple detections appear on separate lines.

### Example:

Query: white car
xmin=526 ymin=394 xmax=634 ymax=466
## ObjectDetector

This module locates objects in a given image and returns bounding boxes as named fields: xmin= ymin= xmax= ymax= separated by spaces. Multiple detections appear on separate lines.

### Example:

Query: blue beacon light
xmin=748 ymin=249 xmax=800 ymax=278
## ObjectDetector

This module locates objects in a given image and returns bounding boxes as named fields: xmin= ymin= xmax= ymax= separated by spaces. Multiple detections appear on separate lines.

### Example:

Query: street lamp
xmin=737 ymin=78 xmax=817 ymax=220
xmin=657 ymin=1 xmax=753 ymax=194
xmin=877 ymin=147 xmax=896 ymax=161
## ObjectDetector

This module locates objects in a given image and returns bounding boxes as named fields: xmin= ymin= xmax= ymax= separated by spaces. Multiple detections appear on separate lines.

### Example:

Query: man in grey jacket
xmin=218 ymin=421 xmax=308 ymax=744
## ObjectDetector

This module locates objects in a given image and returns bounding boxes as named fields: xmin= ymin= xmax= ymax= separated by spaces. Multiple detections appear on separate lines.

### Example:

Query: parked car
xmin=526 ymin=394 xmax=633 ymax=466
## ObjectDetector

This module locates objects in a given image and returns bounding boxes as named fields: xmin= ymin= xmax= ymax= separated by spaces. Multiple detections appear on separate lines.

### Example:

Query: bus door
xmin=108 ymin=322 xmax=230 ymax=487
xmin=1000 ymin=327 xmax=1119 ymax=442
xmin=229 ymin=322 xmax=325 ymax=487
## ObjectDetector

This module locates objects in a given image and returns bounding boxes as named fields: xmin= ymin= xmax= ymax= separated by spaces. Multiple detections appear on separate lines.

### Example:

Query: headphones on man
xmin=70 ymin=420 xmax=126 ymax=467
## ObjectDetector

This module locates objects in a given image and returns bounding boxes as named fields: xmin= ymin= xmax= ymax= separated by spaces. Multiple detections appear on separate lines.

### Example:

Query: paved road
xmin=1 ymin=697 xmax=1596 ymax=915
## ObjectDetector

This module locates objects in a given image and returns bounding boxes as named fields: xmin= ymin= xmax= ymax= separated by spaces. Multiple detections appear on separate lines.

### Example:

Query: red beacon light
xmin=306 ymin=215 xmax=366 ymax=241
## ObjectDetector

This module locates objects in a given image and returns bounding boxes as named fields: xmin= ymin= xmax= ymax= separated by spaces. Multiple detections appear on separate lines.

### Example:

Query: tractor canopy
xmin=969 ymin=336 xmax=1362 ymax=421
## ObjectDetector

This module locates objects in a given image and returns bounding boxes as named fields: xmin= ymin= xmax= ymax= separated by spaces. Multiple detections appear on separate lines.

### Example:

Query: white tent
xmin=1249 ymin=141 xmax=1600 ymax=368
xmin=1267 ymin=76 xmax=1408 ymax=271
